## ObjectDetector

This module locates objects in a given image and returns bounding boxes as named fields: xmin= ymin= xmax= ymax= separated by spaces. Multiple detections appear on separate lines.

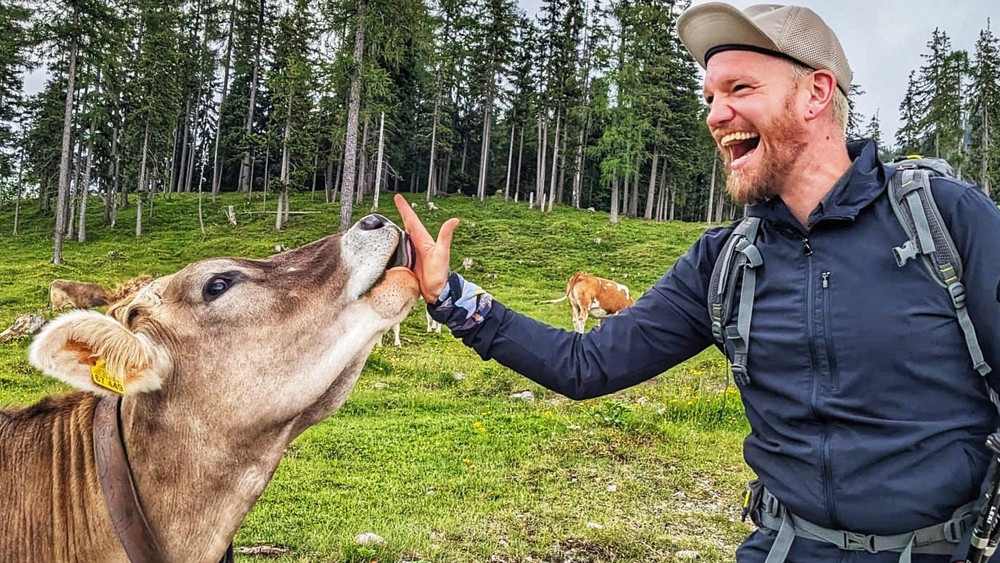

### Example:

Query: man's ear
xmin=803 ymin=69 xmax=838 ymax=122
xmin=28 ymin=310 xmax=170 ymax=397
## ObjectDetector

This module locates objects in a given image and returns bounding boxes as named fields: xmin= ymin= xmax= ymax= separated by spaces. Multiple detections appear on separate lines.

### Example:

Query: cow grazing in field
xmin=48 ymin=275 xmax=156 ymax=311
xmin=540 ymin=271 xmax=634 ymax=333
xmin=1 ymin=214 xmax=418 ymax=563
xmin=49 ymin=279 xmax=112 ymax=309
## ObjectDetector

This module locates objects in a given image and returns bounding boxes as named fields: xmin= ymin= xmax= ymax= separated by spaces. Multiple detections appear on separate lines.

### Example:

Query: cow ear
xmin=28 ymin=310 xmax=169 ymax=397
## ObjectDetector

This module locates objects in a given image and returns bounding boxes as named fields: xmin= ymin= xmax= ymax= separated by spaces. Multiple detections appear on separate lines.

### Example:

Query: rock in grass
xmin=676 ymin=550 xmax=701 ymax=559
xmin=509 ymin=391 xmax=535 ymax=402
xmin=355 ymin=532 xmax=385 ymax=545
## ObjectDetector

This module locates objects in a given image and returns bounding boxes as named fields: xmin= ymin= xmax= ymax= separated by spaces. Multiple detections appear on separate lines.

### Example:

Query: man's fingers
xmin=436 ymin=218 xmax=461 ymax=253
xmin=393 ymin=194 xmax=434 ymax=246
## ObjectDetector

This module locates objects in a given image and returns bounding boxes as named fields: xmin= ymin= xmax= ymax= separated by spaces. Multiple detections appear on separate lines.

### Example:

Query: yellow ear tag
xmin=91 ymin=358 xmax=125 ymax=395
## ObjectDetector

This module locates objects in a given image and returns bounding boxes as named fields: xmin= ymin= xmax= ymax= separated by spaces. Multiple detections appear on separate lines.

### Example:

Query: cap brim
xmin=677 ymin=2 xmax=780 ymax=69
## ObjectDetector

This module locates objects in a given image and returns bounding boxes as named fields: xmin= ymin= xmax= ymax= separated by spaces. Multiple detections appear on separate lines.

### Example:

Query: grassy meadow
xmin=0 ymin=190 xmax=754 ymax=562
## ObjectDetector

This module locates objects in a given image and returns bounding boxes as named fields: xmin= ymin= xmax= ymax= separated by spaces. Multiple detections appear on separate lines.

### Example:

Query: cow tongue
xmin=391 ymin=232 xmax=417 ymax=271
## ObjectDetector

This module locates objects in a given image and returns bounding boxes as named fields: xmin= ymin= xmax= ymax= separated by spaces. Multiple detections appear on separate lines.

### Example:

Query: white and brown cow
xmin=0 ymin=214 xmax=417 ymax=563
xmin=541 ymin=271 xmax=634 ymax=333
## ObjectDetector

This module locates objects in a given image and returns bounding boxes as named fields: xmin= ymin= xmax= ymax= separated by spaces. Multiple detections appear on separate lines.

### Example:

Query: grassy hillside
xmin=0 ymin=191 xmax=753 ymax=562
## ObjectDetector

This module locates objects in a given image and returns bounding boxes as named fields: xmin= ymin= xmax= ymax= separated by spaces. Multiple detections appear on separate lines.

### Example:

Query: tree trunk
xmin=629 ymin=167 xmax=640 ymax=217
xmin=355 ymin=115 xmax=370 ymax=206
xmin=77 ymin=109 xmax=98 ymax=242
xmin=136 ymin=121 xmax=151 ymax=239
xmin=13 ymin=141 xmax=24 ymax=235
xmin=707 ymin=155 xmax=717 ymax=224
xmin=136 ymin=195 xmax=143 ymax=240
xmin=339 ymin=0 xmax=367 ymax=231
xmin=609 ymin=177 xmax=619 ymax=224
xmin=514 ymin=126 xmax=524 ymax=202
xmin=547 ymin=111 xmax=560 ymax=207
xmin=212 ymin=0 xmax=237 ymax=199
xmin=426 ymin=68 xmax=441 ymax=200
xmin=372 ymin=111 xmax=386 ymax=212
xmin=536 ymin=115 xmax=547 ymax=207
xmin=503 ymin=119 xmax=515 ymax=201
xmin=644 ymin=148 xmax=659 ymax=220
xmin=477 ymin=81 xmax=493 ymax=201
xmin=53 ymin=13 xmax=79 ymax=265
xmin=174 ymin=98 xmax=191 ymax=193
xmin=238 ymin=0 xmax=265 ymax=193
xmin=982 ymin=103 xmax=990 ymax=196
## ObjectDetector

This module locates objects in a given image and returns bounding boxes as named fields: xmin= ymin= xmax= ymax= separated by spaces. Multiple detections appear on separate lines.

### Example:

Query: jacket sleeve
xmin=940 ymin=181 xmax=1000 ymax=397
xmin=432 ymin=226 xmax=733 ymax=400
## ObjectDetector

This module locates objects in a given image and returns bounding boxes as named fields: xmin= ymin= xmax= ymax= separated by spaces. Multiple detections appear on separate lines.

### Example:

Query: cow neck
xmin=94 ymin=396 xmax=234 ymax=563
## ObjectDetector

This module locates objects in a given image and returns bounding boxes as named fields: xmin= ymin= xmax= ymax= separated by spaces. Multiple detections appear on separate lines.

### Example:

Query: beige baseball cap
xmin=677 ymin=3 xmax=853 ymax=95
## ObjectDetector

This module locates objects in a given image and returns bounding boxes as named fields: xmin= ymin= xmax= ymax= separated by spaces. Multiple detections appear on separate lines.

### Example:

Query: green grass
xmin=0 ymin=190 xmax=754 ymax=562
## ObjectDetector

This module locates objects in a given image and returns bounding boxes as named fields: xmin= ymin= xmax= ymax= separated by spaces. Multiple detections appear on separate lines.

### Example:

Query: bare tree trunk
xmin=238 ymin=0 xmax=265 ymax=193
xmin=426 ymin=68 xmax=441 ymax=201
xmin=477 ymin=82 xmax=493 ymax=201
xmin=53 ymin=14 xmax=79 ymax=264
xmin=77 ymin=109 xmax=98 ymax=241
xmin=644 ymin=148 xmax=659 ymax=220
xmin=536 ymin=116 xmax=547 ymax=207
xmin=502 ymin=117 xmax=515 ymax=200
xmin=629 ymin=167 xmax=639 ymax=217
xmin=310 ymin=149 xmax=319 ymax=200
xmin=609 ymin=177 xmax=619 ymax=224
xmin=547 ymin=112 xmax=560 ymax=206
xmin=212 ymin=0 xmax=236 ymax=200
xmin=706 ymin=155 xmax=717 ymax=224
xmin=67 ymin=141 xmax=81 ymax=239
xmin=136 ymin=194 xmax=143 ymax=240
xmin=355 ymin=115 xmax=370 ymax=206
xmin=174 ymin=98 xmax=191 ymax=193
xmin=339 ymin=0 xmax=367 ymax=231
xmin=136 ymin=121 xmax=151 ymax=240
xmin=514 ymin=126 xmax=524 ymax=202
xmin=982 ymin=103 xmax=990 ymax=196
xmin=276 ymin=93 xmax=293 ymax=230
xmin=185 ymin=82 xmax=204 ymax=193
xmin=13 ymin=140 xmax=24 ymax=235
xmin=372 ymin=111 xmax=386 ymax=212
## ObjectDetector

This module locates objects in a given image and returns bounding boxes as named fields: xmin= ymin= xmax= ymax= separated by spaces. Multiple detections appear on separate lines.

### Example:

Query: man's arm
xmin=393 ymin=194 xmax=732 ymax=399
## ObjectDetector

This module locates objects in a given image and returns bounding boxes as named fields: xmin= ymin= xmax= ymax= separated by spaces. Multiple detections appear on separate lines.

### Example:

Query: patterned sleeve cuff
xmin=427 ymin=272 xmax=493 ymax=333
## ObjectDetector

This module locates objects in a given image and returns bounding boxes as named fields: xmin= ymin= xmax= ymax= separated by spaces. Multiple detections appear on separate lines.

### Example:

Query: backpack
xmin=707 ymin=156 xmax=992 ymax=387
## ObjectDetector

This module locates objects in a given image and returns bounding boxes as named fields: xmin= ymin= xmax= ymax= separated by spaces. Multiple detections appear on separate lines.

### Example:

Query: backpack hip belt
xmin=753 ymin=486 xmax=975 ymax=563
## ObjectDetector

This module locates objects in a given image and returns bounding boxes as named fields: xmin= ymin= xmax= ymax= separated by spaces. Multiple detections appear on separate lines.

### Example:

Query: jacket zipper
xmin=804 ymin=239 xmax=838 ymax=528
xmin=822 ymin=272 xmax=839 ymax=389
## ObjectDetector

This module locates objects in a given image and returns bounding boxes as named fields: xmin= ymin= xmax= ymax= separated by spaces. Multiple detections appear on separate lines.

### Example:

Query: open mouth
xmin=390 ymin=232 xmax=416 ymax=271
xmin=721 ymin=132 xmax=760 ymax=167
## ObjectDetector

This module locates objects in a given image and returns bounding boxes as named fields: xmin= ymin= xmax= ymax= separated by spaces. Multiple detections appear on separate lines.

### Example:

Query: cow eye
xmin=203 ymin=277 xmax=231 ymax=301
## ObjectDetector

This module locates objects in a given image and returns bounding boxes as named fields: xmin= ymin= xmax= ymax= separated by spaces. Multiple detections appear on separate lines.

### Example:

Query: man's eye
xmin=733 ymin=84 xmax=750 ymax=93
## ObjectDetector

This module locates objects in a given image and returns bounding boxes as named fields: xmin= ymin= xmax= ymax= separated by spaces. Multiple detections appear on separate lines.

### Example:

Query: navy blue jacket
xmin=443 ymin=139 xmax=1000 ymax=543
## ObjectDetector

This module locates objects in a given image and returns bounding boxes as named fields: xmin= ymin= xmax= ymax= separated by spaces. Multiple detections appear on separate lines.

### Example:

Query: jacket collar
xmin=747 ymin=139 xmax=887 ymax=231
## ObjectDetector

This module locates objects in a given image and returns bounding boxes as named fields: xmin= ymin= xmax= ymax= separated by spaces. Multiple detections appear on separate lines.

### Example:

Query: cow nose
xmin=359 ymin=214 xmax=387 ymax=231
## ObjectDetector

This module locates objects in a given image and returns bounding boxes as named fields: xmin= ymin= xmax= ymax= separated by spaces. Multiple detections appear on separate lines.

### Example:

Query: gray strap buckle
xmin=948 ymin=282 xmax=967 ymax=308
xmin=893 ymin=240 xmax=919 ymax=266
xmin=841 ymin=531 xmax=878 ymax=554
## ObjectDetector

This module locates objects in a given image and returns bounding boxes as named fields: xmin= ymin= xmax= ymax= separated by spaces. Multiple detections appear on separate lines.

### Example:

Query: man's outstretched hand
xmin=394 ymin=194 xmax=461 ymax=303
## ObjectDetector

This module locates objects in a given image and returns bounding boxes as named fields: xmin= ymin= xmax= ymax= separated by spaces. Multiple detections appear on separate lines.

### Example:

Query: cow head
xmin=29 ymin=214 xmax=418 ymax=431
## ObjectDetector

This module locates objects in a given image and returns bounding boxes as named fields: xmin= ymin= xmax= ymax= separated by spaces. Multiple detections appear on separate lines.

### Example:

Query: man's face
xmin=703 ymin=50 xmax=810 ymax=204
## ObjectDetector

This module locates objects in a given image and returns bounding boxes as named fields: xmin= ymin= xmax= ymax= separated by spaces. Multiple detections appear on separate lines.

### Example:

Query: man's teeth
xmin=721 ymin=132 xmax=759 ymax=146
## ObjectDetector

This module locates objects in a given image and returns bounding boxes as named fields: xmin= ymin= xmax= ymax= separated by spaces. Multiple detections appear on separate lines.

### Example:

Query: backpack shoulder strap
xmin=708 ymin=216 xmax=763 ymax=386
xmin=888 ymin=167 xmax=991 ymax=376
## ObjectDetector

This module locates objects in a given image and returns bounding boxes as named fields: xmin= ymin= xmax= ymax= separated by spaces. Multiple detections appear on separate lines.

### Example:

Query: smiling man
xmin=394 ymin=3 xmax=1000 ymax=562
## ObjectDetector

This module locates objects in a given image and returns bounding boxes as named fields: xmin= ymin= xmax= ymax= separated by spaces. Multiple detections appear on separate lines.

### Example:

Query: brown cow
xmin=49 ymin=279 xmax=112 ymax=309
xmin=1 ymin=214 xmax=417 ymax=563
xmin=541 ymin=271 xmax=634 ymax=333
xmin=49 ymin=275 xmax=156 ymax=311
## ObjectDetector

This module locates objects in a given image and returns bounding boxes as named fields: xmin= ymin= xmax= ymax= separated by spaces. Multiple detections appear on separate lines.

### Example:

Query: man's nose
xmin=705 ymin=99 xmax=735 ymax=130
